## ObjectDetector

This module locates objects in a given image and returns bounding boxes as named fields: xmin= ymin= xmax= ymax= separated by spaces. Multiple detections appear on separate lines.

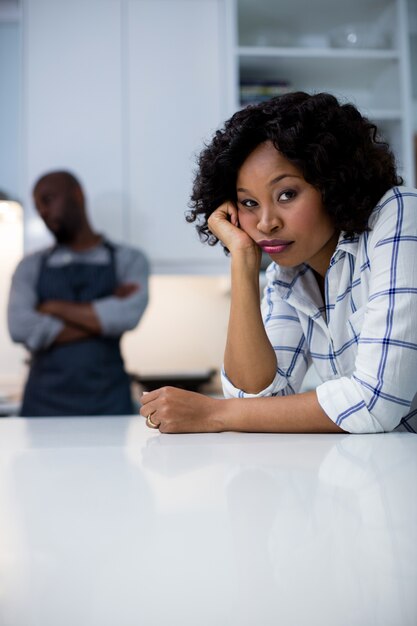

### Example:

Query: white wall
xmin=122 ymin=274 xmax=231 ymax=388
xmin=0 ymin=208 xmax=26 ymax=400
xmin=0 ymin=15 xmax=26 ymax=401
xmin=0 ymin=21 xmax=21 ymax=199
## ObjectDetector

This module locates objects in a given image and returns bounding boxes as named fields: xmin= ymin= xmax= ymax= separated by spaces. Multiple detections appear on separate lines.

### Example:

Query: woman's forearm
xmin=140 ymin=387 xmax=346 ymax=434
xmin=224 ymin=252 xmax=278 ymax=393
xmin=217 ymin=390 xmax=345 ymax=433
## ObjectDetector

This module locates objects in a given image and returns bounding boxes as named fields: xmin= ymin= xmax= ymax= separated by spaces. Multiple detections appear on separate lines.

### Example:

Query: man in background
xmin=8 ymin=170 xmax=149 ymax=416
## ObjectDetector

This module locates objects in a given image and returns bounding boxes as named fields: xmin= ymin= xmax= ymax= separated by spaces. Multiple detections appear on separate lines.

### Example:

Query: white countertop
xmin=0 ymin=416 xmax=416 ymax=626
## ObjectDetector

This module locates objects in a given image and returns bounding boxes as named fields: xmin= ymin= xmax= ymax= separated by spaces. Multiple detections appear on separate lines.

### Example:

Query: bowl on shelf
xmin=329 ymin=23 xmax=391 ymax=49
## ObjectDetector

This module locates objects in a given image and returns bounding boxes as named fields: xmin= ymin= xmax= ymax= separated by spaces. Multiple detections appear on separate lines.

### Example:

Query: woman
xmin=140 ymin=92 xmax=417 ymax=434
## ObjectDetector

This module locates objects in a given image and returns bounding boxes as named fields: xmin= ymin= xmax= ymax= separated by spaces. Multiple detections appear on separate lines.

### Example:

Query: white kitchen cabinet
xmin=126 ymin=0 xmax=232 ymax=273
xmin=233 ymin=0 xmax=415 ymax=186
xmin=21 ymin=0 xmax=234 ymax=273
xmin=22 ymin=0 xmax=125 ymax=251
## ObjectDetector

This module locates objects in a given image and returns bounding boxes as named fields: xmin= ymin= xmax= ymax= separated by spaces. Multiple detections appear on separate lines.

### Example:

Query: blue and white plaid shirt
xmin=222 ymin=187 xmax=417 ymax=433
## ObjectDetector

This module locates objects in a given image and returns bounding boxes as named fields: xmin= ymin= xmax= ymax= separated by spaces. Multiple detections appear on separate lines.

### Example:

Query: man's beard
xmin=52 ymin=224 xmax=76 ymax=244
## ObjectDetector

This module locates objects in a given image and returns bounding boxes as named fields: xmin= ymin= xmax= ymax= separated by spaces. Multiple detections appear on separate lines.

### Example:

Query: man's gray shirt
xmin=7 ymin=240 xmax=149 ymax=352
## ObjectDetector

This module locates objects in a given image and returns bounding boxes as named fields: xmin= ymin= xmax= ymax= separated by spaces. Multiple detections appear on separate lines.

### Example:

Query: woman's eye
xmin=239 ymin=199 xmax=258 ymax=209
xmin=279 ymin=189 xmax=297 ymax=202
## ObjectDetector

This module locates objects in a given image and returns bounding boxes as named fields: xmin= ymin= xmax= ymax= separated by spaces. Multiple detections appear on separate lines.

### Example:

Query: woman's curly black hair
xmin=187 ymin=91 xmax=402 ymax=248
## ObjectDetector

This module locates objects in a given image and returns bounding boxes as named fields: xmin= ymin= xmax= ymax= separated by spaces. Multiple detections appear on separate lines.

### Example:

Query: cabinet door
xmin=127 ymin=0 xmax=230 ymax=273
xmin=23 ymin=0 xmax=125 ymax=251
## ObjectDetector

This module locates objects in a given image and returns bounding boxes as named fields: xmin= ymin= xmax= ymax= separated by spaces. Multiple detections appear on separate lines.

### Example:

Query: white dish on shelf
xmin=329 ymin=23 xmax=391 ymax=49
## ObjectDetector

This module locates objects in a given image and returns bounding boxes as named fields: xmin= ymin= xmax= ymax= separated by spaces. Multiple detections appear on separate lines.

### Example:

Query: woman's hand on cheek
xmin=208 ymin=202 xmax=258 ymax=254
xmin=140 ymin=387 xmax=225 ymax=433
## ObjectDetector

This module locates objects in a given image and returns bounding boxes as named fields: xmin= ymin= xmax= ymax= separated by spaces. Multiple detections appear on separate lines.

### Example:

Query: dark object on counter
xmin=130 ymin=368 xmax=217 ymax=392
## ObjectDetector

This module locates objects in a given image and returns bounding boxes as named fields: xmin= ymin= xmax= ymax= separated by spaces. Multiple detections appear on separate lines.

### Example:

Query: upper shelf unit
xmin=233 ymin=0 xmax=415 ymax=185
xmin=237 ymin=0 xmax=399 ymax=51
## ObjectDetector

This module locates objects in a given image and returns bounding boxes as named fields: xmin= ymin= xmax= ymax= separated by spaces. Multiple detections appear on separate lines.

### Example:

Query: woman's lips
xmin=258 ymin=239 xmax=294 ymax=254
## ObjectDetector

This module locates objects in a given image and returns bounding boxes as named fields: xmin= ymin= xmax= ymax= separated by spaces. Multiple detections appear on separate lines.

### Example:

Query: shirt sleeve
xmin=7 ymin=253 xmax=65 ymax=352
xmin=316 ymin=188 xmax=417 ymax=433
xmin=92 ymin=245 xmax=149 ymax=336
xmin=222 ymin=265 xmax=311 ymax=398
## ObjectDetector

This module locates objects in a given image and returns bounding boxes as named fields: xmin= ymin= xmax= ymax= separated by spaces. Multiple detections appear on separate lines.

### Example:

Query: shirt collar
xmin=267 ymin=230 xmax=360 ymax=289
xmin=267 ymin=231 xmax=360 ymax=320
xmin=334 ymin=231 xmax=360 ymax=259
xmin=267 ymin=262 xmax=324 ymax=315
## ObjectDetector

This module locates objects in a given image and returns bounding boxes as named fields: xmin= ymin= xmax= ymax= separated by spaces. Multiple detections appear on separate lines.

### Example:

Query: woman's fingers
xmin=140 ymin=390 xmax=161 ymax=428
xmin=208 ymin=202 xmax=235 ymax=236
xmin=139 ymin=387 xmax=221 ymax=433
xmin=209 ymin=202 xmax=259 ymax=257
xmin=207 ymin=202 xmax=256 ymax=252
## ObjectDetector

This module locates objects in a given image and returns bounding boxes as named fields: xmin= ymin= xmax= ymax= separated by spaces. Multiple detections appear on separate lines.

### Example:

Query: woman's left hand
xmin=139 ymin=387 xmax=224 ymax=433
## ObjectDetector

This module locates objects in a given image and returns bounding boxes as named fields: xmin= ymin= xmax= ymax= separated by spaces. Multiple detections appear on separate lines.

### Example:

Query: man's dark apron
xmin=21 ymin=243 xmax=134 ymax=416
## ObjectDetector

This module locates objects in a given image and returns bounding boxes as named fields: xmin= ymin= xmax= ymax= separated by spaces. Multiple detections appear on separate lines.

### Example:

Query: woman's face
xmin=236 ymin=141 xmax=339 ymax=276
